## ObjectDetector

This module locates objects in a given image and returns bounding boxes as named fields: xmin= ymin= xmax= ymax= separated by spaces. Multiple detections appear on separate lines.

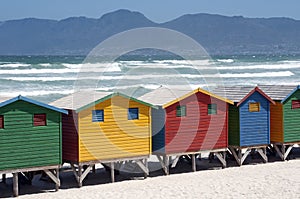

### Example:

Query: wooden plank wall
xmin=0 ymin=100 xmax=61 ymax=171
xmin=78 ymin=95 xmax=151 ymax=162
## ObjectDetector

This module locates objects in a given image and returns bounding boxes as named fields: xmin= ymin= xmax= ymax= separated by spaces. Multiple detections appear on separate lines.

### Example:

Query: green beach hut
xmin=0 ymin=95 xmax=67 ymax=197
xmin=259 ymin=85 xmax=300 ymax=160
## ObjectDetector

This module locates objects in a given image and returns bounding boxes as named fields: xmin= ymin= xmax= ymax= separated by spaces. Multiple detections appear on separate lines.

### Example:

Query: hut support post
xmin=55 ymin=168 xmax=59 ymax=191
xmin=2 ymin=174 xmax=6 ymax=183
xmin=156 ymin=155 xmax=169 ymax=175
xmin=44 ymin=168 xmax=61 ymax=190
xmin=229 ymin=147 xmax=242 ymax=166
xmin=273 ymin=144 xmax=295 ymax=161
xmin=135 ymin=158 xmax=149 ymax=178
xmin=76 ymin=165 xmax=82 ymax=187
xmin=257 ymin=147 xmax=268 ymax=163
xmin=13 ymin=173 xmax=18 ymax=197
xmin=171 ymin=156 xmax=180 ymax=168
xmin=191 ymin=154 xmax=196 ymax=172
xmin=136 ymin=159 xmax=149 ymax=178
xmin=214 ymin=151 xmax=227 ymax=168
xmin=229 ymin=147 xmax=251 ymax=166
xmin=79 ymin=164 xmax=93 ymax=186
xmin=110 ymin=162 xmax=115 ymax=183
xmin=92 ymin=165 xmax=96 ymax=173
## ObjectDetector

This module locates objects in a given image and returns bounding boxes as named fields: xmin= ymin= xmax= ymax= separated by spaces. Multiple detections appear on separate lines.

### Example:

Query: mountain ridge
xmin=1 ymin=9 xmax=300 ymax=55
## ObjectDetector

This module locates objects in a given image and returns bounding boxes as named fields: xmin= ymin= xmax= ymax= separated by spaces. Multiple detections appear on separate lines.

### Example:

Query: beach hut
xmin=0 ymin=95 xmax=67 ymax=197
xmin=214 ymin=86 xmax=275 ymax=166
xmin=259 ymin=85 xmax=300 ymax=160
xmin=50 ymin=91 xmax=153 ymax=186
xmin=139 ymin=86 xmax=233 ymax=175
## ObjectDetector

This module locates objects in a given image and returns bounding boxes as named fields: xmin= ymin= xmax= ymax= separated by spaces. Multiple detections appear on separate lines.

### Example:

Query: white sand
xmin=10 ymin=159 xmax=299 ymax=199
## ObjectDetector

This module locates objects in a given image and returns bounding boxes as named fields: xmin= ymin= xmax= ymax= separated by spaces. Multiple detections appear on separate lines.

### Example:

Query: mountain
xmin=0 ymin=9 xmax=300 ymax=55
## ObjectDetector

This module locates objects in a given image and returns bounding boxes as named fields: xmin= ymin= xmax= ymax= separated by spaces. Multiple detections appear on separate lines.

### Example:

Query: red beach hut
xmin=139 ymin=86 xmax=233 ymax=174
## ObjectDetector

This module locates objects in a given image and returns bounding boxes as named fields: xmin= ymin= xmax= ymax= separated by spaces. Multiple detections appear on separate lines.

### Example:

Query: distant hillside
xmin=0 ymin=9 xmax=300 ymax=55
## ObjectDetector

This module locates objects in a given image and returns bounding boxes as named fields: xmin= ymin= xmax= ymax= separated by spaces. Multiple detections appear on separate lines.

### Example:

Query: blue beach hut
xmin=214 ymin=86 xmax=275 ymax=165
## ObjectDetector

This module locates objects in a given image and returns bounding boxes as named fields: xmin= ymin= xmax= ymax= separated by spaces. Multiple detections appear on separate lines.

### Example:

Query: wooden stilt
xmin=44 ymin=169 xmax=60 ymax=188
xmin=273 ymin=143 xmax=295 ymax=161
xmin=55 ymin=168 xmax=59 ymax=191
xmin=215 ymin=152 xmax=227 ymax=168
xmin=284 ymin=145 xmax=294 ymax=160
xmin=163 ymin=155 xmax=170 ymax=175
xmin=78 ymin=165 xmax=82 ymax=187
xmin=136 ymin=159 xmax=149 ymax=177
xmin=171 ymin=156 xmax=180 ymax=168
xmin=111 ymin=162 xmax=115 ymax=183
xmin=144 ymin=159 xmax=148 ymax=178
xmin=241 ymin=149 xmax=251 ymax=165
xmin=274 ymin=144 xmax=284 ymax=160
xmin=13 ymin=173 xmax=18 ymax=197
xmin=257 ymin=148 xmax=268 ymax=163
xmin=192 ymin=154 xmax=196 ymax=172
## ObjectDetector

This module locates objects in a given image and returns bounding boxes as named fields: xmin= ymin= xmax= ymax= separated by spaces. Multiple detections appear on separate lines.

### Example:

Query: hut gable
xmin=0 ymin=96 xmax=66 ymax=171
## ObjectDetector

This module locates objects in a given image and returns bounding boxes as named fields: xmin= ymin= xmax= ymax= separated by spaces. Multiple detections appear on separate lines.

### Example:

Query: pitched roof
xmin=257 ymin=84 xmax=299 ymax=102
xmin=139 ymin=86 xmax=233 ymax=108
xmin=50 ymin=91 xmax=154 ymax=112
xmin=281 ymin=85 xmax=300 ymax=103
xmin=0 ymin=96 xmax=13 ymax=103
xmin=212 ymin=86 xmax=275 ymax=106
xmin=0 ymin=95 xmax=68 ymax=114
xmin=237 ymin=87 xmax=275 ymax=106
xmin=212 ymin=86 xmax=255 ymax=103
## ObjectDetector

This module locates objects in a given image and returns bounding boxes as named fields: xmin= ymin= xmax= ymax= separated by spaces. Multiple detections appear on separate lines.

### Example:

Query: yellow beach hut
xmin=50 ymin=91 xmax=153 ymax=186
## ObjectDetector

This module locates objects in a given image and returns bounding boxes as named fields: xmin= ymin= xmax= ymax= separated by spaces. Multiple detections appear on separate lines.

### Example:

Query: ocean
xmin=0 ymin=54 xmax=300 ymax=103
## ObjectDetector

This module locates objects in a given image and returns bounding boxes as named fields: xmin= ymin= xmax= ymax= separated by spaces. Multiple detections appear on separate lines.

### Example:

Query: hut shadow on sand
xmin=1 ymin=149 xmax=299 ymax=198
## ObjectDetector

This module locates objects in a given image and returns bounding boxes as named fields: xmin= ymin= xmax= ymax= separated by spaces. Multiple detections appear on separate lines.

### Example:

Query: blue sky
xmin=0 ymin=0 xmax=299 ymax=22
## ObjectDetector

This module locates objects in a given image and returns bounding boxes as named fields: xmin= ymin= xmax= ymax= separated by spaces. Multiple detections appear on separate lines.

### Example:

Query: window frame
xmin=176 ymin=105 xmax=187 ymax=117
xmin=249 ymin=102 xmax=260 ymax=112
xmin=291 ymin=100 xmax=300 ymax=109
xmin=92 ymin=110 xmax=104 ymax=122
xmin=208 ymin=104 xmax=217 ymax=115
xmin=33 ymin=113 xmax=47 ymax=126
xmin=128 ymin=108 xmax=139 ymax=120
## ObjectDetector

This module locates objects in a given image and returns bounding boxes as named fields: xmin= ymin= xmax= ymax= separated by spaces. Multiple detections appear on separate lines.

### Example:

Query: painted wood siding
xmin=78 ymin=96 xmax=151 ymax=162
xmin=283 ymin=90 xmax=300 ymax=142
xmin=239 ymin=92 xmax=270 ymax=146
xmin=165 ymin=92 xmax=228 ymax=154
xmin=62 ymin=110 xmax=79 ymax=162
xmin=0 ymin=101 xmax=61 ymax=171
xmin=228 ymin=105 xmax=240 ymax=146
xmin=270 ymin=102 xmax=284 ymax=142
xmin=151 ymin=107 xmax=165 ymax=153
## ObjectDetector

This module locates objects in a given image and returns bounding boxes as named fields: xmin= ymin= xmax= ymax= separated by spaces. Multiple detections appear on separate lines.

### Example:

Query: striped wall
xmin=78 ymin=95 xmax=151 ymax=162
xmin=0 ymin=100 xmax=61 ymax=171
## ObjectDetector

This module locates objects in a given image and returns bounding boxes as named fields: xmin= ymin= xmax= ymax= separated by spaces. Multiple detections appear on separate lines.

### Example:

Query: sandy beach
xmin=1 ymin=155 xmax=299 ymax=199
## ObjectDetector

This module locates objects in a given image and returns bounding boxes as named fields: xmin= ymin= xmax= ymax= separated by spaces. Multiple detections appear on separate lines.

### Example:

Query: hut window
xmin=92 ymin=110 xmax=104 ymax=122
xmin=208 ymin=104 xmax=217 ymax=115
xmin=0 ymin=115 xmax=4 ymax=129
xmin=128 ymin=108 xmax=139 ymax=120
xmin=33 ymin=114 xmax=47 ymax=126
xmin=176 ymin=105 xmax=186 ymax=117
xmin=292 ymin=100 xmax=300 ymax=109
xmin=249 ymin=102 xmax=260 ymax=112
